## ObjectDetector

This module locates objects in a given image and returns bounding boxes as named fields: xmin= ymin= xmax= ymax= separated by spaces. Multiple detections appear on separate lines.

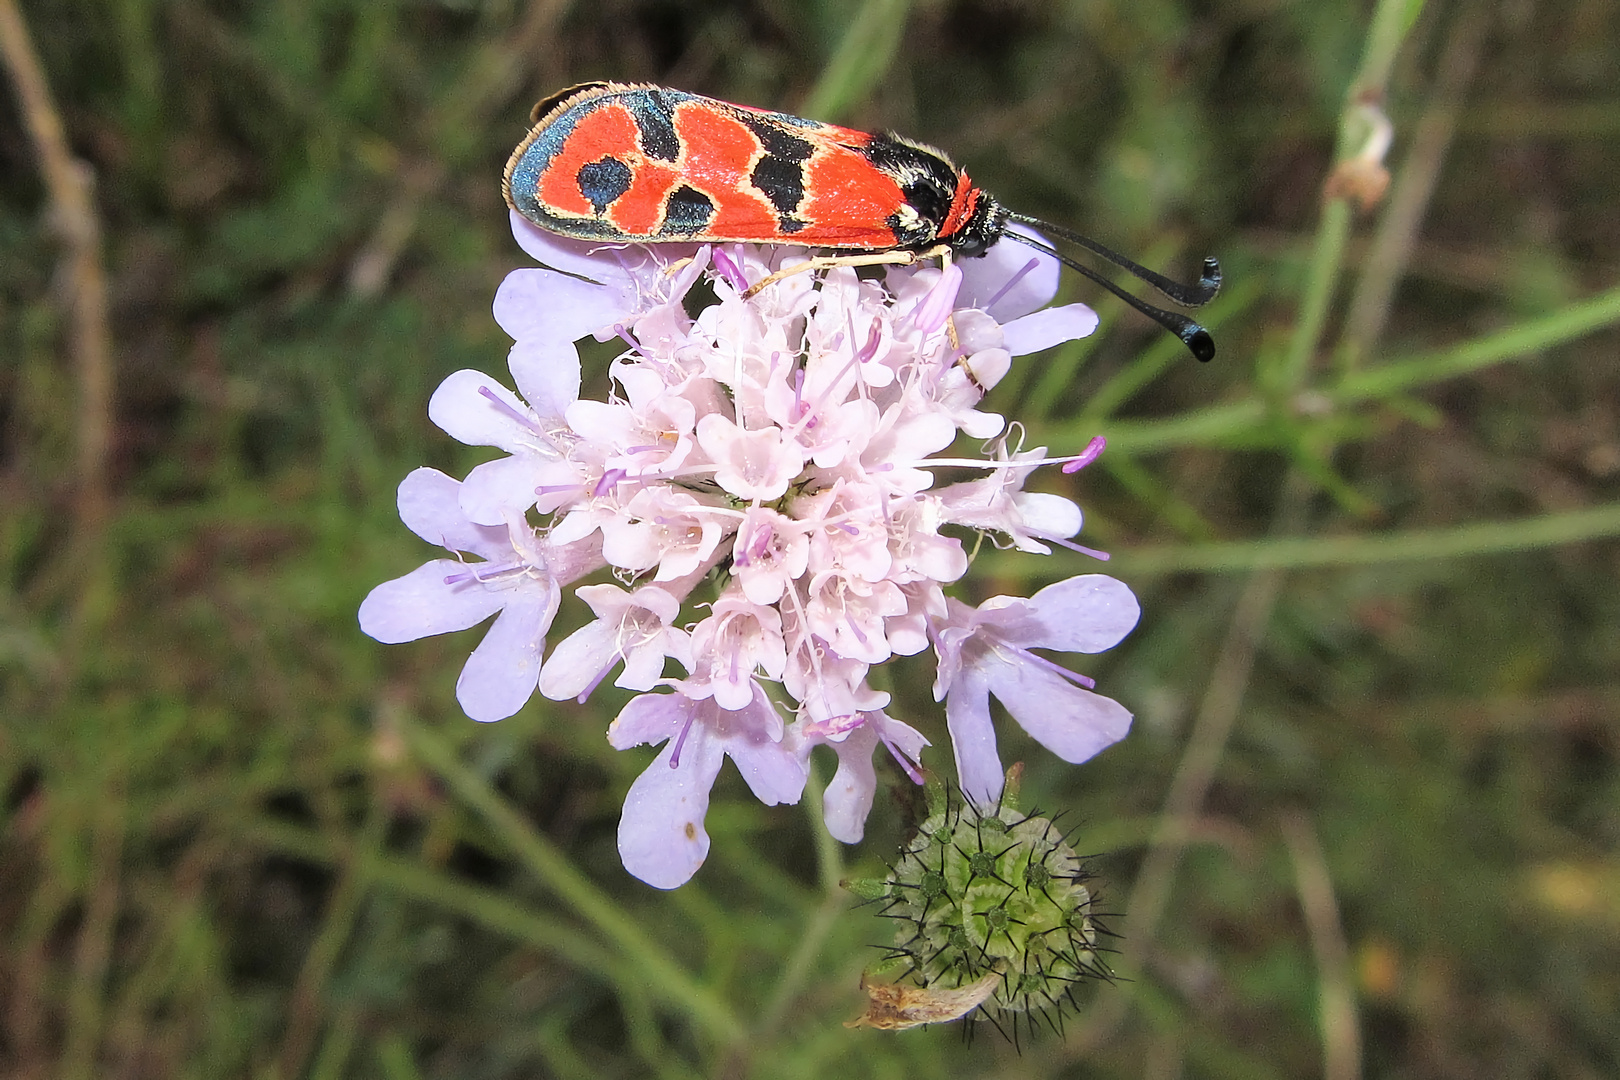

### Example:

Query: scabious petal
xmin=724 ymin=690 xmax=805 ymax=807
xmin=943 ymin=665 xmax=1007 ymax=804
xmin=981 ymin=658 xmax=1133 ymax=765
xmin=609 ymin=687 xmax=791 ymax=887
xmin=818 ymin=711 xmax=929 ymax=844
xmin=617 ymin=725 xmax=726 ymax=889
xmin=540 ymin=583 xmax=687 ymax=699
xmin=1001 ymin=302 xmax=1100 ymax=356
xmin=455 ymin=591 xmax=557 ymax=722
xmin=696 ymin=414 xmax=804 ymax=501
xmin=536 ymin=618 xmax=619 ymax=700
xmin=494 ymin=268 xmax=636 ymax=345
xmin=395 ymin=467 xmax=507 ymax=556
xmin=607 ymin=691 xmax=688 ymax=749
xmin=957 ymin=225 xmax=1063 ymax=322
xmin=618 ymin=639 xmax=674 ymax=690
xmin=914 ymin=263 xmax=963 ymax=333
xmin=1011 ymin=491 xmax=1083 ymax=551
xmin=509 ymin=210 xmax=622 ymax=284
xmin=1019 ymin=574 xmax=1142 ymax=653
xmin=429 ymin=371 xmax=539 ymax=450
xmin=819 ymin=724 xmax=879 ymax=844
xmin=358 ymin=560 xmax=506 ymax=643
xmin=458 ymin=453 xmax=569 ymax=525
xmin=505 ymin=338 xmax=583 ymax=419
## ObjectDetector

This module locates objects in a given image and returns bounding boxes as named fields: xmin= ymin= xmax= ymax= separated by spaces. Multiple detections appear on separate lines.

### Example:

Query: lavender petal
xmin=1020 ymin=575 xmax=1141 ymax=653
xmin=943 ymin=665 xmax=1006 ymax=804
xmin=984 ymin=659 xmax=1133 ymax=766
xmin=358 ymin=560 xmax=506 ymax=644
xmin=617 ymin=730 xmax=726 ymax=889
xmin=455 ymin=593 xmax=553 ymax=722
xmin=1001 ymin=303 xmax=1100 ymax=357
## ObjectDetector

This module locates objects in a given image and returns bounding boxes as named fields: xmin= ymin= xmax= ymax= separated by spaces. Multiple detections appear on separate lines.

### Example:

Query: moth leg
xmin=936 ymin=249 xmax=988 ymax=393
xmin=741 ymin=246 xmax=946 ymax=299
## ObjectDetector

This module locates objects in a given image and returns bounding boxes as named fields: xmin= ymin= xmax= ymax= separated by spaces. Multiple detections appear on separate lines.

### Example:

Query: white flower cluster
xmin=362 ymin=212 xmax=1139 ymax=887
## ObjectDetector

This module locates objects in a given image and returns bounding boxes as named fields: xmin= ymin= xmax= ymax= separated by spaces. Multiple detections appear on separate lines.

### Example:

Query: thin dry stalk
xmin=348 ymin=0 xmax=576 ymax=297
xmin=1073 ymin=474 xmax=1310 ymax=1053
xmin=0 ymin=0 xmax=114 ymax=532
xmin=1283 ymin=811 xmax=1362 ymax=1080
xmin=1345 ymin=1 xmax=1496 ymax=358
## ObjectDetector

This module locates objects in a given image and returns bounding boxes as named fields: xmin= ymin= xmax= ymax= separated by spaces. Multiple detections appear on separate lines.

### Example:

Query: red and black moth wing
xmin=503 ymin=83 xmax=1221 ymax=361
xmin=502 ymin=82 xmax=993 ymax=254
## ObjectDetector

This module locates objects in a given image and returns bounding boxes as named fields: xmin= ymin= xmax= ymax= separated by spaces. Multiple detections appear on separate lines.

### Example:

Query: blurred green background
xmin=3 ymin=0 xmax=1618 ymax=1077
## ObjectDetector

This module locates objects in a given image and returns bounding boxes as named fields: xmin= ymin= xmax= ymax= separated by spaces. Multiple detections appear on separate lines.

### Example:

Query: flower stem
xmin=1331 ymin=280 xmax=1620 ymax=403
xmin=798 ymin=0 xmax=912 ymax=122
xmin=1280 ymin=198 xmax=1353 ymax=388
xmin=403 ymin=719 xmax=746 ymax=1041
xmin=760 ymin=761 xmax=845 ymax=1024
xmin=991 ymin=501 xmax=1620 ymax=579
xmin=1073 ymin=278 xmax=1620 ymax=455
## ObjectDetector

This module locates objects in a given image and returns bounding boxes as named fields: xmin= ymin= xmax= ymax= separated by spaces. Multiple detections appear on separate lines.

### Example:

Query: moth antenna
xmin=1003 ymin=231 xmax=1216 ymax=362
xmin=1005 ymin=213 xmax=1222 ymax=307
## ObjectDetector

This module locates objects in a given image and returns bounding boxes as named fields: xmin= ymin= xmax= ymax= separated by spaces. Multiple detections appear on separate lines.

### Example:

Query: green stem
xmin=805 ymin=754 xmax=844 ymax=896
xmin=798 ymin=0 xmax=912 ymax=122
xmin=1281 ymin=198 xmax=1352 ymax=387
xmin=403 ymin=721 xmax=746 ymax=1041
xmin=1002 ymin=502 xmax=1620 ymax=577
xmin=1352 ymin=0 xmax=1426 ymax=108
xmin=1283 ymin=0 xmax=1421 ymax=386
xmin=1331 ymin=281 xmax=1620 ymax=403
xmin=759 ymin=758 xmax=845 ymax=1029
xmin=1063 ymin=279 xmax=1620 ymax=454
xmin=246 ymin=819 xmax=620 ymax=974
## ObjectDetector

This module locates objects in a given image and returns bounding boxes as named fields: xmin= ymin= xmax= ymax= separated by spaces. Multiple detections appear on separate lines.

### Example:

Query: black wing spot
xmin=750 ymin=154 xmax=806 ymax=217
xmin=738 ymin=113 xmax=815 ymax=163
xmin=577 ymin=157 xmax=633 ymax=214
xmin=630 ymin=90 xmax=681 ymax=162
xmin=663 ymin=185 xmax=715 ymax=234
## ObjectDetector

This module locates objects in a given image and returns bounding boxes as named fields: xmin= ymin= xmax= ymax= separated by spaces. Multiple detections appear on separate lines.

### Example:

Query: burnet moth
xmin=503 ymin=82 xmax=1221 ymax=361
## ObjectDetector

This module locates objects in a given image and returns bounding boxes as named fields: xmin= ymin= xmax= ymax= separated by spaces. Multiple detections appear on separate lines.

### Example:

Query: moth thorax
xmin=946 ymin=196 xmax=1007 ymax=261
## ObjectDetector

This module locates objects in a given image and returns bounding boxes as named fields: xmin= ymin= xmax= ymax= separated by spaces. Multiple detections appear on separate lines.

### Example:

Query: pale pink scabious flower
xmin=362 ymin=211 xmax=1142 ymax=887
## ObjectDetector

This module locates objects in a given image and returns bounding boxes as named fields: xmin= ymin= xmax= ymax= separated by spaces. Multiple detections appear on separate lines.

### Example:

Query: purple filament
xmin=982 ymin=256 xmax=1042 ymax=313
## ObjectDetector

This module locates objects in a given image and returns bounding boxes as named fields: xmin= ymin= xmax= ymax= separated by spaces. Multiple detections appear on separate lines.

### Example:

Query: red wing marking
xmin=605 ymin=157 xmax=678 ymax=236
xmin=535 ymin=103 xmax=639 ymax=218
xmin=671 ymin=104 xmax=782 ymax=239
xmin=794 ymin=148 xmax=906 ymax=248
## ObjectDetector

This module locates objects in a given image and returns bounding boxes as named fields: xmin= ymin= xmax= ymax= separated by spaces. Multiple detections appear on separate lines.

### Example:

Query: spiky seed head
xmin=873 ymin=783 xmax=1108 ymax=1021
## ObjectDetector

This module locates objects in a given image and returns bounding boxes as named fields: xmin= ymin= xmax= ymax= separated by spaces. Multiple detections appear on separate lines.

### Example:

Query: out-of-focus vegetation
xmin=3 ymin=0 xmax=1618 ymax=1077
